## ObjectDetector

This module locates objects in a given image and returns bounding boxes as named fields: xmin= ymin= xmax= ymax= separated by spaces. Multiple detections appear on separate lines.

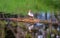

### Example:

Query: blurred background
xmin=0 ymin=0 xmax=60 ymax=38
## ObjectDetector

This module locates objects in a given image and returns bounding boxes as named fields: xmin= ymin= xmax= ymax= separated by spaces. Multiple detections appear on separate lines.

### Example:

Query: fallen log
xmin=0 ymin=18 xmax=59 ymax=24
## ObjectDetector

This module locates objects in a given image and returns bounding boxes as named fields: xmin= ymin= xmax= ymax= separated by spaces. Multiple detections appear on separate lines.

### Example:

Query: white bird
xmin=28 ymin=10 xmax=34 ymax=17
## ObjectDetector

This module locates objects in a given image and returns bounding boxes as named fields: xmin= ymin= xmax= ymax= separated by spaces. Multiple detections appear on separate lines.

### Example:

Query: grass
xmin=0 ymin=0 xmax=52 ymax=15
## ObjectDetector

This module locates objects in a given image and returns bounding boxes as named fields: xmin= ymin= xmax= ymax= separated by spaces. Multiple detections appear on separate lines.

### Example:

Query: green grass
xmin=0 ymin=0 xmax=59 ymax=15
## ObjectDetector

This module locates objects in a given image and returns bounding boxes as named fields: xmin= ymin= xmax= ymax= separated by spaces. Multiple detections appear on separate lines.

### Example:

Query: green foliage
xmin=0 ymin=0 xmax=60 ymax=15
xmin=44 ymin=0 xmax=60 ymax=10
xmin=47 ymin=33 xmax=51 ymax=38
xmin=25 ymin=33 xmax=32 ymax=38
xmin=0 ymin=20 xmax=6 ymax=28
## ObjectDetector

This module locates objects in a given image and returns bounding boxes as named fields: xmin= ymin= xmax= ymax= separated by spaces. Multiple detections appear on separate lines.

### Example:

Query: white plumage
xmin=28 ymin=11 xmax=34 ymax=17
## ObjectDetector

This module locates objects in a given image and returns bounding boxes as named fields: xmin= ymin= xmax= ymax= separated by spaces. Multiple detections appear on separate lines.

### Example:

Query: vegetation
xmin=0 ymin=0 xmax=60 ymax=15
xmin=0 ymin=0 xmax=60 ymax=38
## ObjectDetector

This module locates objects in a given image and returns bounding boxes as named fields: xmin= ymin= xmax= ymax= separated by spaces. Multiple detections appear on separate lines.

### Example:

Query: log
xmin=0 ymin=18 xmax=59 ymax=24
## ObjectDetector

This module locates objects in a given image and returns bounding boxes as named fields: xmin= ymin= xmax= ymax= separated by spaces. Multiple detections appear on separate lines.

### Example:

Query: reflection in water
xmin=0 ymin=11 xmax=60 ymax=38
